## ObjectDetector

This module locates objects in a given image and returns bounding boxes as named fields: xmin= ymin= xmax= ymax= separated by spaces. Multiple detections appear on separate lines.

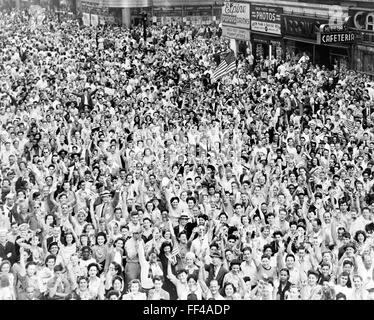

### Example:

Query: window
xmin=366 ymin=13 xmax=374 ymax=31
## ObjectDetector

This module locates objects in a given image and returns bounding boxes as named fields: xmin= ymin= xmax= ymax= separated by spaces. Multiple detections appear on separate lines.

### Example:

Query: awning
xmin=283 ymin=36 xmax=317 ymax=45
xmin=250 ymin=31 xmax=282 ymax=39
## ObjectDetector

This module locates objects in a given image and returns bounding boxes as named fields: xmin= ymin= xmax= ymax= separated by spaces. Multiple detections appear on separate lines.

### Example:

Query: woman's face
xmin=1 ymin=263 xmax=10 ymax=273
xmin=225 ymin=284 xmax=234 ymax=296
xmin=88 ymin=266 xmax=98 ymax=277
xmin=231 ymin=264 xmax=240 ymax=275
xmin=164 ymin=231 xmax=171 ymax=240
xmin=308 ymin=274 xmax=317 ymax=286
xmin=115 ymin=240 xmax=123 ymax=249
xmin=354 ymin=277 xmax=363 ymax=289
xmin=50 ymin=245 xmax=59 ymax=255
xmin=97 ymin=236 xmax=105 ymax=245
xmin=188 ymin=277 xmax=197 ymax=290
xmin=186 ymin=256 xmax=194 ymax=266
xmin=26 ymin=264 xmax=36 ymax=277
xmin=79 ymin=279 xmax=88 ymax=291
xmin=163 ymin=246 xmax=171 ymax=254
xmin=130 ymin=282 xmax=139 ymax=293
xmin=46 ymin=215 xmax=54 ymax=225
xmin=357 ymin=233 xmax=365 ymax=243
xmin=340 ymin=275 xmax=348 ymax=286
xmin=46 ymin=258 xmax=55 ymax=269
xmin=80 ymin=236 xmax=88 ymax=245
xmin=113 ymin=279 xmax=122 ymax=291
xmin=66 ymin=234 xmax=73 ymax=244
xmin=153 ymin=228 xmax=160 ymax=239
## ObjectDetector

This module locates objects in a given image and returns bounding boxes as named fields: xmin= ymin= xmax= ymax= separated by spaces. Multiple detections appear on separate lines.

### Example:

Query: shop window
xmin=366 ymin=13 xmax=374 ymax=31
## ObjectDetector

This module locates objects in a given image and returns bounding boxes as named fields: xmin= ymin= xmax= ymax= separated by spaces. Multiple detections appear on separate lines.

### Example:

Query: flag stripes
xmin=211 ymin=50 xmax=236 ymax=82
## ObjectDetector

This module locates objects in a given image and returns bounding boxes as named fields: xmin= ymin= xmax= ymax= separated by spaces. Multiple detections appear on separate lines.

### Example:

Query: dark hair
xmin=81 ymin=245 xmax=92 ymax=253
xmin=229 ymin=260 xmax=241 ymax=270
xmin=87 ymin=263 xmax=100 ymax=274
xmin=63 ymin=231 xmax=76 ymax=245
xmin=342 ymin=260 xmax=354 ymax=267
xmin=177 ymin=269 xmax=188 ymax=276
xmin=279 ymin=268 xmax=290 ymax=277
xmin=273 ymin=231 xmax=283 ymax=238
xmin=153 ymin=276 xmax=164 ymax=283
xmin=110 ymin=261 xmax=123 ymax=275
xmin=48 ymin=241 xmax=59 ymax=253
xmin=223 ymin=282 xmax=237 ymax=296
xmin=354 ymin=230 xmax=367 ymax=243
xmin=307 ymin=270 xmax=319 ymax=278
xmin=242 ymin=246 xmax=252 ymax=254
xmin=96 ymin=232 xmax=107 ymax=244
xmin=54 ymin=264 xmax=64 ymax=272
xmin=44 ymin=254 xmax=56 ymax=265
xmin=187 ymin=274 xmax=197 ymax=282
xmin=335 ymin=293 xmax=347 ymax=300
xmin=112 ymin=275 xmax=124 ymax=285
xmin=77 ymin=276 xmax=88 ymax=284
xmin=113 ymin=237 xmax=125 ymax=247
xmin=106 ymin=290 xmax=120 ymax=299
xmin=285 ymin=254 xmax=295 ymax=261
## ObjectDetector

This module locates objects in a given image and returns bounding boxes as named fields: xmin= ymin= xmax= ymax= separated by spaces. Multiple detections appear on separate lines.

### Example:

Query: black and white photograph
xmin=0 ymin=0 xmax=374 ymax=304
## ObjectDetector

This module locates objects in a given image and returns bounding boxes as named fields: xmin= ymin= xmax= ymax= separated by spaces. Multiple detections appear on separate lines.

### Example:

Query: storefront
xmin=349 ymin=7 xmax=374 ymax=77
xmin=251 ymin=4 xmax=284 ymax=59
xmin=281 ymin=13 xmax=352 ymax=68
xmin=250 ymin=4 xmax=283 ymax=59
xmin=316 ymin=25 xmax=355 ymax=70
xmin=221 ymin=1 xmax=251 ymax=55
xmin=81 ymin=0 xmax=119 ymax=25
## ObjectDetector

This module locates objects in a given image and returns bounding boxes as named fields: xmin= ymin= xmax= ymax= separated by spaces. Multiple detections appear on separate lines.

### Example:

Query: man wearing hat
xmin=3 ymin=193 xmax=16 ymax=223
xmin=204 ymin=251 xmax=228 ymax=291
xmin=173 ymin=213 xmax=193 ymax=239
xmin=94 ymin=190 xmax=115 ymax=222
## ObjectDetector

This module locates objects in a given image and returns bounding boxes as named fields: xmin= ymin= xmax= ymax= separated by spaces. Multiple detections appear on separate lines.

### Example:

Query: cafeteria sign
xmin=250 ymin=5 xmax=282 ymax=35
xmin=317 ymin=29 xmax=355 ymax=44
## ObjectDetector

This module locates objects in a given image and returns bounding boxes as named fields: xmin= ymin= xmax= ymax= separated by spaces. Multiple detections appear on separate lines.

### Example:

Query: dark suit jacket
xmin=0 ymin=241 xmax=16 ymax=265
xmin=46 ymin=235 xmax=63 ymax=250
xmin=174 ymin=222 xmax=195 ymax=240
xmin=204 ymin=264 xmax=228 ymax=289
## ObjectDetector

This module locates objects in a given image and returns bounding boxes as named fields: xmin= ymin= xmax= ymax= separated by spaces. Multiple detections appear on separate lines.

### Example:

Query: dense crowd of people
xmin=0 ymin=8 xmax=374 ymax=300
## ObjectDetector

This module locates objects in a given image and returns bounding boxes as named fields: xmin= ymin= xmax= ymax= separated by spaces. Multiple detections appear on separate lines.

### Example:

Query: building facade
xmin=348 ymin=2 xmax=374 ymax=75
xmin=78 ymin=0 xmax=222 ymax=27
xmin=220 ymin=0 xmax=374 ymax=73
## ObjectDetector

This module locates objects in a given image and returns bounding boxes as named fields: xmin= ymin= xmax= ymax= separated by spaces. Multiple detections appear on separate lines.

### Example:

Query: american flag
xmin=170 ymin=245 xmax=180 ymax=258
xmin=211 ymin=50 xmax=236 ymax=82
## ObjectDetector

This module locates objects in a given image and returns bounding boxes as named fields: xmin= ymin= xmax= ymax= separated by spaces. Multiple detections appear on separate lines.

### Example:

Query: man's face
xmin=26 ymin=287 xmax=35 ymax=299
xmin=154 ymin=280 xmax=162 ymax=291
xmin=210 ymin=281 xmax=219 ymax=294
xmin=0 ymin=232 xmax=6 ymax=243
xmin=131 ymin=214 xmax=139 ymax=224
xmin=261 ymin=257 xmax=270 ymax=268
xmin=243 ymin=250 xmax=252 ymax=261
